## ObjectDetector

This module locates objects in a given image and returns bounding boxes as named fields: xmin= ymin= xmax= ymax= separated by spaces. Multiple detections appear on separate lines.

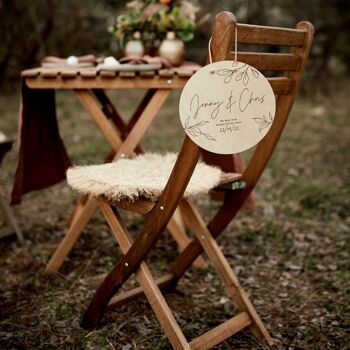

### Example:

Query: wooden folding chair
xmin=66 ymin=12 xmax=313 ymax=349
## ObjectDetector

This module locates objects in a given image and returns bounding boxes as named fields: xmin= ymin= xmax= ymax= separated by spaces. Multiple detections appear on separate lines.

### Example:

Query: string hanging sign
xmin=179 ymin=28 xmax=276 ymax=154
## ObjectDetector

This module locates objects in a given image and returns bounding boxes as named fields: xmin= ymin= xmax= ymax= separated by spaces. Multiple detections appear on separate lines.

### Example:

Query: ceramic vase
xmin=125 ymin=31 xmax=144 ymax=57
xmin=159 ymin=31 xmax=185 ymax=66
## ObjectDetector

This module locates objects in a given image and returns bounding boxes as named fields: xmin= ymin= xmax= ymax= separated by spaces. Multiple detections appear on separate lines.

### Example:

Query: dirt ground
xmin=0 ymin=82 xmax=349 ymax=349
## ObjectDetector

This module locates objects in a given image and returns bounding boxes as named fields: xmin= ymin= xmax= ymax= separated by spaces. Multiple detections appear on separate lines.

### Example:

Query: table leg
xmin=67 ymin=89 xmax=148 ymax=228
xmin=92 ymin=89 xmax=157 ymax=154
xmin=47 ymin=89 xmax=171 ymax=273
xmin=75 ymin=90 xmax=123 ymax=153
xmin=46 ymin=197 xmax=98 ymax=272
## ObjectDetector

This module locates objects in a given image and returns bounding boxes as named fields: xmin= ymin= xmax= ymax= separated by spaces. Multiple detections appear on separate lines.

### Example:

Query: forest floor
xmin=0 ymin=81 xmax=349 ymax=349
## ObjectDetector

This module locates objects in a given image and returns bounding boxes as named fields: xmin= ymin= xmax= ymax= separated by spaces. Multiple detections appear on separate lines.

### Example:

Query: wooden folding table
xmin=20 ymin=63 xmax=210 ymax=271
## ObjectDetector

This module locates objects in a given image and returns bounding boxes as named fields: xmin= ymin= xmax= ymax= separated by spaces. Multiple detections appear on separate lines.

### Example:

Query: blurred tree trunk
xmin=0 ymin=0 xmax=55 ymax=89
xmin=246 ymin=0 xmax=266 ymax=24
xmin=23 ymin=1 xmax=55 ymax=70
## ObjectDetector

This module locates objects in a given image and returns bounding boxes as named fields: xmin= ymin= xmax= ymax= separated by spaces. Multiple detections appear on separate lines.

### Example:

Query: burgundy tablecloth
xmin=11 ymin=80 xmax=71 ymax=204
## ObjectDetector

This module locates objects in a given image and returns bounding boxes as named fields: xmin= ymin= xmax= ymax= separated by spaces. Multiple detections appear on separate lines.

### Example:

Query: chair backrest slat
xmin=237 ymin=23 xmax=307 ymax=46
xmin=229 ymin=52 xmax=300 ymax=71
xmin=268 ymin=77 xmax=295 ymax=95
xmin=238 ymin=20 xmax=314 ymax=206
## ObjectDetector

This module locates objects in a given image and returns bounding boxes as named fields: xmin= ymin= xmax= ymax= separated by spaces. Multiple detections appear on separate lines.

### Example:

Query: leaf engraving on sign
xmin=253 ymin=112 xmax=275 ymax=132
xmin=184 ymin=119 xmax=217 ymax=141
xmin=217 ymin=62 xmax=260 ymax=86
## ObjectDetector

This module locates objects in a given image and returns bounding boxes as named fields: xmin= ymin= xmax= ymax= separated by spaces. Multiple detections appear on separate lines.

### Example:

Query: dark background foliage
xmin=0 ymin=0 xmax=350 ymax=92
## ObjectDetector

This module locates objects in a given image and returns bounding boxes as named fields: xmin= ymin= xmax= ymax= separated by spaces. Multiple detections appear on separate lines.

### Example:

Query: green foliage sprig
xmin=108 ymin=0 xmax=200 ymax=49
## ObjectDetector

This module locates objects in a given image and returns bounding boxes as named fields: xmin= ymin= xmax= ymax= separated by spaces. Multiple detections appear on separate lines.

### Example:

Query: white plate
xmin=97 ymin=63 xmax=162 ymax=72
xmin=42 ymin=62 xmax=94 ymax=68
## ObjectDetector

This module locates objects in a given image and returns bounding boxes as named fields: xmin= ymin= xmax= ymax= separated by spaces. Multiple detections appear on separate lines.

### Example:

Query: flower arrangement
xmin=109 ymin=0 xmax=200 ymax=50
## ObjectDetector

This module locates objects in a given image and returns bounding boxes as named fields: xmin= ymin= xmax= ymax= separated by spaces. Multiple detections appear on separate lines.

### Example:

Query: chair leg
xmin=83 ymin=198 xmax=272 ymax=348
xmin=66 ymin=195 xmax=89 ymax=227
xmin=0 ymin=190 xmax=23 ymax=243
xmin=172 ymin=206 xmax=186 ymax=232
xmin=45 ymin=197 xmax=98 ymax=273
xmin=167 ymin=208 xmax=207 ymax=269
xmin=179 ymin=199 xmax=273 ymax=346
xmin=170 ymin=189 xmax=250 ymax=282
xmin=96 ymin=200 xmax=191 ymax=350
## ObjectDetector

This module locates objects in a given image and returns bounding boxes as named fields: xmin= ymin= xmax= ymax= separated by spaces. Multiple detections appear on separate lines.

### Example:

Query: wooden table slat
xmin=80 ymin=69 xmax=98 ymax=78
xmin=100 ymin=70 xmax=117 ymax=78
xmin=21 ymin=64 xmax=201 ymax=89
xmin=41 ymin=69 xmax=59 ymax=78
xmin=119 ymin=71 xmax=136 ymax=78
xmin=140 ymin=71 xmax=156 ymax=78
xmin=21 ymin=68 xmax=41 ymax=78
xmin=177 ymin=70 xmax=194 ymax=78
xmin=60 ymin=69 xmax=79 ymax=78
xmin=159 ymin=69 xmax=175 ymax=78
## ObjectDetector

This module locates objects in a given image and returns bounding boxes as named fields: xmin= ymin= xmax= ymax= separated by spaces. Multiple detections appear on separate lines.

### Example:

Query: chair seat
xmin=67 ymin=153 xmax=241 ymax=203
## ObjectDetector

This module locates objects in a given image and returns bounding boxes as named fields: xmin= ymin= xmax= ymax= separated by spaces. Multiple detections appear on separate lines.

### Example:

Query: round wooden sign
xmin=179 ymin=61 xmax=276 ymax=154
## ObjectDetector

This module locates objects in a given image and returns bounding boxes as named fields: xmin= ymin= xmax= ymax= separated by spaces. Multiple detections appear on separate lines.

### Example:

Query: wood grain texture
xmin=99 ymin=71 xmax=116 ymax=78
xmin=25 ymin=75 xmax=189 ymax=89
xmin=66 ymin=195 xmax=89 ymax=227
xmin=189 ymin=312 xmax=251 ymax=350
xmin=45 ymin=197 xmax=98 ymax=272
xmin=113 ymin=198 xmax=155 ymax=214
xmin=237 ymin=23 xmax=306 ymax=46
xmin=126 ymin=89 xmax=157 ymax=131
xmin=158 ymin=69 xmax=175 ymax=77
xmin=167 ymin=209 xmax=207 ymax=269
xmin=107 ymin=274 xmax=175 ymax=310
xmin=41 ymin=70 xmax=58 ymax=78
xmin=80 ymin=69 xmax=97 ymax=78
xmin=180 ymin=199 xmax=273 ymax=345
xmin=231 ymin=52 xmax=300 ymax=71
xmin=119 ymin=71 xmax=136 ymax=78
xmin=24 ymin=71 xmax=291 ymax=93
xmin=75 ymin=90 xmax=123 ymax=153
xmin=21 ymin=68 xmax=41 ymax=78
xmin=60 ymin=69 xmax=78 ymax=78
xmin=93 ymin=88 xmax=150 ymax=155
xmin=113 ymin=89 xmax=169 ymax=159
xmin=92 ymin=89 xmax=128 ymax=137
xmin=140 ymin=71 xmax=156 ymax=78
xmin=210 ymin=12 xmax=236 ymax=63
xmin=268 ymin=77 xmax=295 ymax=95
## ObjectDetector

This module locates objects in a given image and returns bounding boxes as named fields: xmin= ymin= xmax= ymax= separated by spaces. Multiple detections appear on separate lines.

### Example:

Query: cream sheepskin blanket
xmin=67 ymin=153 xmax=222 ymax=202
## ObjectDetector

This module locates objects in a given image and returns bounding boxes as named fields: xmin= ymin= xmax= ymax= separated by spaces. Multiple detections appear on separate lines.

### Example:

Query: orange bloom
xmin=160 ymin=0 xmax=172 ymax=4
